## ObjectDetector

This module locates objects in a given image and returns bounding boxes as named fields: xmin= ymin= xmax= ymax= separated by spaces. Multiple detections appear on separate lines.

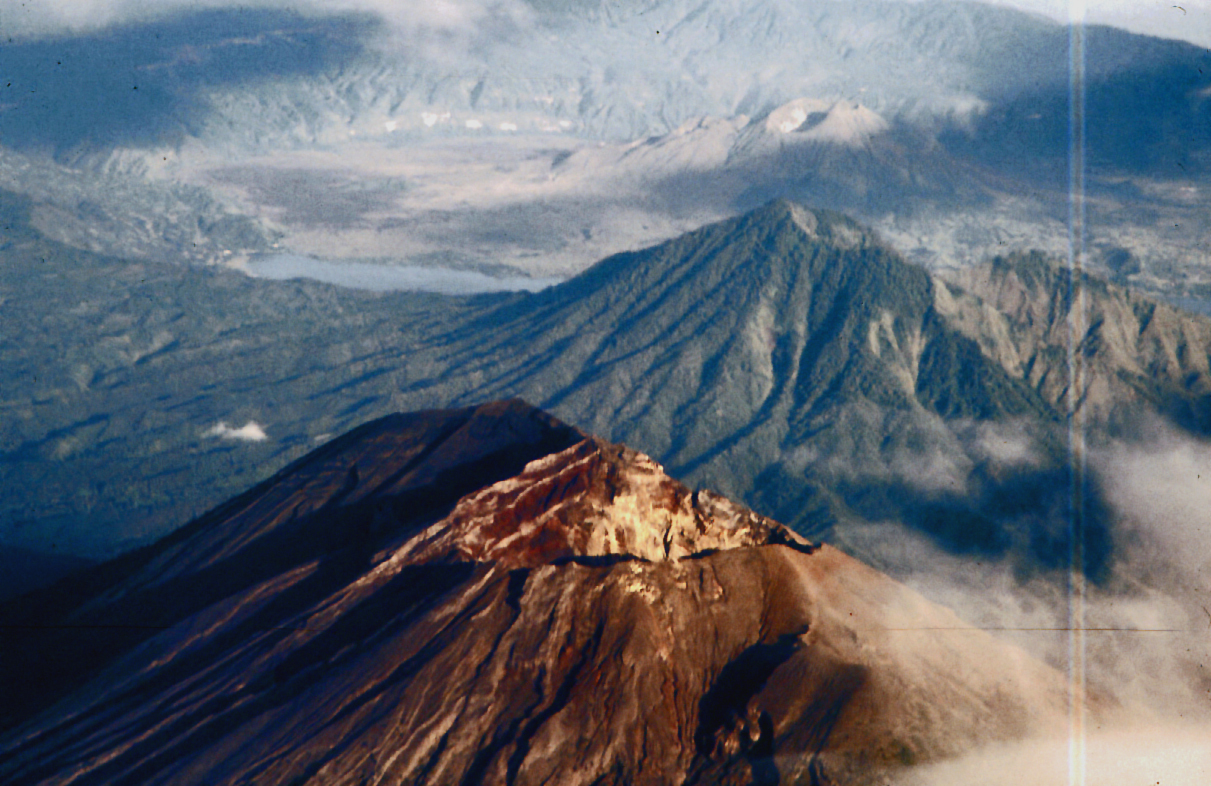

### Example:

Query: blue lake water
xmin=247 ymin=254 xmax=563 ymax=295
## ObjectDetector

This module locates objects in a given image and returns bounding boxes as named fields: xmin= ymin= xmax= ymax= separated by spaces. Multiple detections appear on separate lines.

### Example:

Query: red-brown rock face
xmin=401 ymin=437 xmax=796 ymax=568
xmin=0 ymin=401 xmax=1084 ymax=785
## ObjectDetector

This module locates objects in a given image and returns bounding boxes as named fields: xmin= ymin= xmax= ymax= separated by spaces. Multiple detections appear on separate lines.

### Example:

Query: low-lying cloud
xmin=204 ymin=420 xmax=269 ymax=442
xmin=1097 ymin=426 xmax=1211 ymax=581
xmin=847 ymin=517 xmax=1210 ymax=719
xmin=897 ymin=725 xmax=1211 ymax=786
xmin=841 ymin=415 xmax=1211 ymax=723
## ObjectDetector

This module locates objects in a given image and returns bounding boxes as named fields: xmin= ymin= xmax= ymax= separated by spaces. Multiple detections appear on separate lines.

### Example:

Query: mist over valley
xmin=3 ymin=1 xmax=1211 ymax=783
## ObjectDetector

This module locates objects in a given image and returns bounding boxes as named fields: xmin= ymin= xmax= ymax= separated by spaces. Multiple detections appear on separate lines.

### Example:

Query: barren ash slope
xmin=0 ymin=400 xmax=1089 ymax=786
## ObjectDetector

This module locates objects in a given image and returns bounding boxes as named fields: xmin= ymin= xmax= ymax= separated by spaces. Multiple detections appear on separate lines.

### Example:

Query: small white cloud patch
xmin=779 ymin=107 xmax=808 ymax=133
xmin=204 ymin=421 xmax=269 ymax=442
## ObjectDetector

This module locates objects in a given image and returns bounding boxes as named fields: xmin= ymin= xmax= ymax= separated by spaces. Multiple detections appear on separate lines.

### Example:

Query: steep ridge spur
xmin=0 ymin=401 xmax=1085 ymax=786
xmin=445 ymin=200 xmax=1055 ymax=535
xmin=943 ymin=251 xmax=1211 ymax=432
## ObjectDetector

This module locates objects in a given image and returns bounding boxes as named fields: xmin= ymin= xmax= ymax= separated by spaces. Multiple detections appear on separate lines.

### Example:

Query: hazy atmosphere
xmin=3 ymin=0 xmax=1208 ymax=43
xmin=2 ymin=1 xmax=1210 ymax=784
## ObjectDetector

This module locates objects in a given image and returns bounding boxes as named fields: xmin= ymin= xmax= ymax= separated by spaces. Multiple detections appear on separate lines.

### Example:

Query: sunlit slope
xmin=944 ymin=252 xmax=1211 ymax=431
xmin=0 ymin=401 xmax=1086 ymax=786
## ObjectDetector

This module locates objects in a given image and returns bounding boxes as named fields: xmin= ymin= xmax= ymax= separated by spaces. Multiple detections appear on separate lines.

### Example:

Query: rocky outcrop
xmin=0 ymin=401 xmax=1088 ymax=785
xmin=401 ymin=438 xmax=799 ymax=567
xmin=942 ymin=251 xmax=1211 ymax=430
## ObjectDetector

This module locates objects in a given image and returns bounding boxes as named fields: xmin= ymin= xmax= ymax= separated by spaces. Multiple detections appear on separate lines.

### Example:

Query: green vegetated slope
xmin=0 ymin=190 xmax=492 ymax=555
xmin=439 ymin=202 xmax=1055 ymax=536
xmin=3 ymin=197 xmax=1208 ymax=576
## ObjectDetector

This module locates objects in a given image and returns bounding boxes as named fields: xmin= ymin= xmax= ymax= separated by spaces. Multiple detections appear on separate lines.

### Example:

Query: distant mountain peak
xmin=752 ymin=98 xmax=891 ymax=147
xmin=555 ymin=198 xmax=889 ymax=299
xmin=776 ymin=199 xmax=875 ymax=249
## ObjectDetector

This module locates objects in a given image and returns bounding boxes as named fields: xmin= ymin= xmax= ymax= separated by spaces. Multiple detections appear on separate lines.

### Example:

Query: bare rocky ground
xmin=0 ymin=401 xmax=1093 ymax=786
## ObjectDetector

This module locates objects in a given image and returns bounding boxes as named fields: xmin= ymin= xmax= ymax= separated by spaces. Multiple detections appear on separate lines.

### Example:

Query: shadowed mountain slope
xmin=0 ymin=401 xmax=1089 ymax=786
xmin=0 ymin=400 xmax=581 ymax=728
xmin=0 ymin=546 xmax=94 ymax=602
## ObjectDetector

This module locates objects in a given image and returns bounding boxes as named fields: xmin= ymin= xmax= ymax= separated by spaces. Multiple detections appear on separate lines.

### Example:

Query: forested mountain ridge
xmin=3 ymin=199 xmax=1209 ymax=580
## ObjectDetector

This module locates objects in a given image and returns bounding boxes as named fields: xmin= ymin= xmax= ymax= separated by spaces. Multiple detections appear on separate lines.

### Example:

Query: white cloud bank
xmin=897 ymin=725 xmax=1211 ymax=786
xmin=840 ymin=416 xmax=1211 ymax=723
xmin=204 ymin=420 xmax=269 ymax=441
xmin=1098 ymin=431 xmax=1211 ymax=579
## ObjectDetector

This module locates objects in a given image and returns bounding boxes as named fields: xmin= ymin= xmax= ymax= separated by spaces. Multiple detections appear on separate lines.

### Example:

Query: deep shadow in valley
xmin=944 ymin=25 xmax=1211 ymax=181
xmin=839 ymin=464 xmax=1118 ymax=585
xmin=0 ymin=9 xmax=378 ymax=154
